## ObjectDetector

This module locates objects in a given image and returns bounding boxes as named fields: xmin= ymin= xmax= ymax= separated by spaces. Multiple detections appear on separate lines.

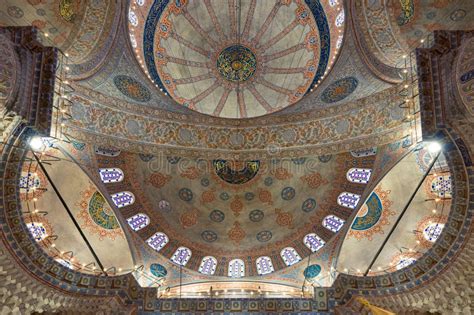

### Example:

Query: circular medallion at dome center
xmin=217 ymin=45 xmax=257 ymax=82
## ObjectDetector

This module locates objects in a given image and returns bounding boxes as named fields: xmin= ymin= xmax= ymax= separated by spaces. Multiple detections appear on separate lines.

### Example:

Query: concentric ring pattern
xmin=128 ymin=0 xmax=345 ymax=118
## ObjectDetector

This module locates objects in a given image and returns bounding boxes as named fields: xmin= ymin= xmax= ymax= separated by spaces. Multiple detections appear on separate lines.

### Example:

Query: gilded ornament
xmin=59 ymin=0 xmax=75 ymax=22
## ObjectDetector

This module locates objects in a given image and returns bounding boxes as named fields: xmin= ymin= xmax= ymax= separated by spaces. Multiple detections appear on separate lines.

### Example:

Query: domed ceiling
xmin=128 ymin=0 xmax=345 ymax=118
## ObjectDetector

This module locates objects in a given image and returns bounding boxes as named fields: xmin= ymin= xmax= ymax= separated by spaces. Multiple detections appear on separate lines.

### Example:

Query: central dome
xmin=217 ymin=45 xmax=257 ymax=82
xmin=129 ymin=0 xmax=345 ymax=118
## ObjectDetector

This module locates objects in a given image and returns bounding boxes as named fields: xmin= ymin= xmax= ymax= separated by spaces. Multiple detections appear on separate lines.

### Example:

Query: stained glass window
xmin=346 ymin=168 xmax=372 ymax=184
xmin=423 ymin=223 xmax=444 ymax=242
xmin=158 ymin=200 xmax=171 ymax=211
xmin=128 ymin=10 xmax=138 ymax=27
xmin=126 ymin=213 xmax=149 ymax=231
xmin=19 ymin=172 xmax=41 ymax=191
xmin=280 ymin=247 xmax=302 ymax=266
xmin=228 ymin=259 xmax=245 ymax=278
xmin=322 ymin=215 xmax=345 ymax=232
xmin=99 ymin=168 xmax=124 ymax=183
xmin=256 ymin=256 xmax=274 ymax=275
xmin=130 ymin=34 xmax=137 ymax=48
xmin=335 ymin=9 xmax=345 ymax=27
xmin=337 ymin=192 xmax=361 ymax=209
xmin=430 ymin=175 xmax=452 ymax=198
xmin=94 ymin=147 xmax=121 ymax=157
xmin=111 ymin=191 xmax=135 ymax=208
xmin=350 ymin=147 xmax=377 ymax=157
xmin=146 ymin=232 xmax=169 ymax=252
xmin=171 ymin=247 xmax=192 ymax=266
xmin=396 ymin=257 xmax=416 ymax=270
xmin=198 ymin=256 xmax=217 ymax=275
xmin=303 ymin=233 xmax=325 ymax=252
xmin=336 ymin=35 xmax=343 ymax=49
xmin=26 ymin=222 xmax=47 ymax=241
xmin=56 ymin=258 xmax=73 ymax=269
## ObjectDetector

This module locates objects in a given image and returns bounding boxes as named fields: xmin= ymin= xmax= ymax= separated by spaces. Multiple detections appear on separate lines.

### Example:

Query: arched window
xmin=228 ymin=259 xmax=245 ymax=278
xmin=146 ymin=232 xmax=169 ymax=252
xmin=111 ymin=191 xmax=135 ymax=208
xmin=126 ymin=213 xmax=149 ymax=231
xmin=171 ymin=247 xmax=192 ymax=266
xmin=346 ymin=168 xmax=372 ymax=184
xmin=128 ymin=10 xmax=138 ymax=27
xmin=19 ymin=172 xmax=41 ymax=191
xmin=335 ymin=9 xmax=345 ymax=27
xmin=423 ymin=223 xmax=444 ymax=242
xmin=396 ymin=257 xmax=416 ymax=270
xmin=337 ymin=192 xmax=361 ymax=209
xmin=158 ymin=200 xmax=171 ymax=211
xmin=303 ymin=233 xmax=325 ymax=252
xmin=336 ymin=35 xmax=344 ymax=49
xmin=130 ymin=33 xmax=137 ymax=48
xmin=430 ymin=175 xmax=452 ymax=198
xmin=350 ymin=147 xmax=377 ymax=157
xmin=94 ymin=147 xmax=121 ymax=157
xmin=99 ymin=168 xmax=124 ymax=183
xmin=198 ymin=256 xmax=217 ymax=275
xmin=322 ymin=215 xmax=345 ymax=232
xmin=56 ymin=258 xmax=73 ymax=269
xmin=280 ymin=247 xmax=302 ymax=266
xmin=26 ymin=222 xmax=48 ymax=241
xmin=256 ymin=256 xmax=274 ymax=275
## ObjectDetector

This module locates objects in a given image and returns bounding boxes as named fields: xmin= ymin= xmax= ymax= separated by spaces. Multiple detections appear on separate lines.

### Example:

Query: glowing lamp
xmin=427 ymin=141 xmax=442 ymax=153
xmin=29 ymin=137 xmax=44 ymax=151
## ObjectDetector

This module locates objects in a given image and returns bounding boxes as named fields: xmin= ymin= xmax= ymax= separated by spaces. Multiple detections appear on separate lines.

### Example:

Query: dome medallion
xmin=217 ymin=45 xmax=257 ymax=82
xmin=129 ymin=0 xmax=345 ymax=118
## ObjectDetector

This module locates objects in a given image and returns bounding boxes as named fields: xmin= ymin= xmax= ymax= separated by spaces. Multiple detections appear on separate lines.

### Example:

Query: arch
xmin=111 ymin=191 xmax=135 ymax=208
xmin=280 ymin=247 xmax=302 ymax=266
xmin=337 ymin=192 xmax=361 ymax=209
xmin=171 ymin=247 xmax=192 ymax=266
xmin=228 ymin=259 xmax=245 ymax=278
xmin=322 ymin=214 xmax=345 ymax=233
xmin=146 ymin=232 xmax=169 ymax=252
xmin=303 ymin=233 xmax=325 ymax=252
xmin=346 ymin=168 xmax=372 ymax=184
xmin=126 ymin=213 xmax=150 ymax=231
xmin=99 ymin=168 xmax=124 ymax=183
xmin=198 ymin=256 xmax=217 ymax=275
xmin=256 ymin=256 xmax=274 ymax=275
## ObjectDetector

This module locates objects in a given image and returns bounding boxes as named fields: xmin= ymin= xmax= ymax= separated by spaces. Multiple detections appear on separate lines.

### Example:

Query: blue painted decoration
xmin=351 ymin=192 xmax=382 ymax=230
xmin=150 ymin=263 xmax=167 ymax=277
xmin=303 ymin=264 xmax=321 ymax=278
